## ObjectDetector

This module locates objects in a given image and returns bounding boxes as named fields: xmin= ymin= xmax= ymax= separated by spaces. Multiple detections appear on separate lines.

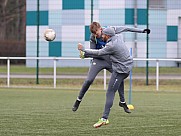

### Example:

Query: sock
xmin=77 ymin=97 xmax=82 ymax=101
xmin=101 ymin=118 xmax=107 ymax=121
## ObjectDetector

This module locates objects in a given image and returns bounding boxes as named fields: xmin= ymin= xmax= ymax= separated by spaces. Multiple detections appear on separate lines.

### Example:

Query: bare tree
xmin=0 ymin=0 xmax=26 ymax=40
xmin=0 ymin=0 xmax=8 ymax=40
xmin=0 ymin=0 xmax=26 ymax=63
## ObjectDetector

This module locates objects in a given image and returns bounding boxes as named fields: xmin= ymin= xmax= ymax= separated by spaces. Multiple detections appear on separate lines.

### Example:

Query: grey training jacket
xmin=84 ymin=34 xmax=133 ymax=74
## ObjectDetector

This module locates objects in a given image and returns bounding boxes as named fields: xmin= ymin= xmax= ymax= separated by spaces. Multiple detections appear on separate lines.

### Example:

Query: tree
xmin=0 ymin=0 xmax=26 ymax=40
xmin=0 ymin=0 xmax=26 ymax=63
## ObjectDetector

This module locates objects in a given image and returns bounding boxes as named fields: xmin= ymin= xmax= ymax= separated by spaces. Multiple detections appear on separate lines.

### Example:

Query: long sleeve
xmin=111 ymin=26 xmax=143 ymax=34
xmin=85 ymin=43 xmax=114 ymax=56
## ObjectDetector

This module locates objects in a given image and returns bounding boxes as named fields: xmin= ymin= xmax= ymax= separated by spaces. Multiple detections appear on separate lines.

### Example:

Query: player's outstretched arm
xmin=78 ymin=44 xmax=113 ymax=57
xmin=112 ymin=26 xmax=150 ymax=34
xmin=78 ymin=35 xmax=110 ymax=60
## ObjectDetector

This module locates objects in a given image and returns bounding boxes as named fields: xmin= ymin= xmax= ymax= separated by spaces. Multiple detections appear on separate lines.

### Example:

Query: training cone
xmin=127 ymin=104 xmax=134 ymax=110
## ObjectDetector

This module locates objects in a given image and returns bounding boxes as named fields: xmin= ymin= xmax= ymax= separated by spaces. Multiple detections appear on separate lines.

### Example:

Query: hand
xmin=77 ymin=43 xmax=84 ymax=51
xmin=143 ymin=29 xmax=150 ymax=34
xmin=79 ymin=50 xmax=85 ymax=59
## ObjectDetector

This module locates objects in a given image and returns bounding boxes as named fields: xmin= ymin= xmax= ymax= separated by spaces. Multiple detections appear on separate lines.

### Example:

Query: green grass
xmin=0 ymin=65 xmax=181 ymax=75
xmin=0 ymin=65 xmax=89 ymax=75
xmin=1 ymin=78 xmax=181 ymax=91
xmin=0 ymin=88 xmax=181 ymax=136
xmin=0 ymin=65 xmax=181 ymax=91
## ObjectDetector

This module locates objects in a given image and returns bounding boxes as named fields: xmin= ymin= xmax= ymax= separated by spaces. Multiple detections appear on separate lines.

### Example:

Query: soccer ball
xmin=44 ymin=28 xmax=56 ymax=41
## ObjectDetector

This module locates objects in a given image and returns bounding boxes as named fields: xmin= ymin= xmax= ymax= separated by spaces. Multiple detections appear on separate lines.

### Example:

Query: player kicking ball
xmin=78 ymin=27 xmax=150 ymax=128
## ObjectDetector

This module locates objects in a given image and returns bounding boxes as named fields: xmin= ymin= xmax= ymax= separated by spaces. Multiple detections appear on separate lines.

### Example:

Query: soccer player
xmin=72 ymin=22 xmax=150 ymax=114
xmin=78 ymin=27 xmax=150 ymax=128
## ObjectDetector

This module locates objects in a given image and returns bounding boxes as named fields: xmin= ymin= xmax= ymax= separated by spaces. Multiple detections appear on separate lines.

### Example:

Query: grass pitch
xmin=0 ymin=88 xmax=181 ymax=136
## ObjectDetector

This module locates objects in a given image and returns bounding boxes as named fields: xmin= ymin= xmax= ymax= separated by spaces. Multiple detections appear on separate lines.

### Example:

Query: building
xmin=26 ymin=0 xmax=181 ymax=67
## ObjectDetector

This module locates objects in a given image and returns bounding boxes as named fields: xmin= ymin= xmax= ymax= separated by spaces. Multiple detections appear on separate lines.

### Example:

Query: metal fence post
xmin=156 ymin=60 xmax=159 ymax=91
xmin=53 ymin=58 xmax=57 ymax=88
xmin=7 ymin=58 xmax=10 ymax=87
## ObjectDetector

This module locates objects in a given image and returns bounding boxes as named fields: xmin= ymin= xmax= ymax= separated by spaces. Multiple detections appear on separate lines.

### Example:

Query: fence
xmin=0 ymin=57 xmax=181 ymax=91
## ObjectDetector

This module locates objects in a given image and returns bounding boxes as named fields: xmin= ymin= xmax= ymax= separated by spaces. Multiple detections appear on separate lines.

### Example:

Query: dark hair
xmin=89 ymin=22 xmax=101 ymax=34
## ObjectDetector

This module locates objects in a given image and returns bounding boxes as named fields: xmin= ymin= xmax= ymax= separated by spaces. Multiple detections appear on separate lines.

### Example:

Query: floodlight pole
xmin=36 ymin=0 xmax=40 ymax=84
xmin=146 ymin=0 xmax=149 ymax=85
xmin=91 ymin=0 xmax=93 ymax=23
